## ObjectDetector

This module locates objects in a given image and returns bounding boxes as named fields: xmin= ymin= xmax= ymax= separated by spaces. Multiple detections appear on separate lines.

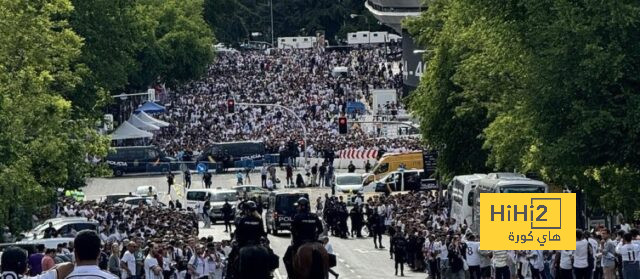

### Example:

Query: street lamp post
xmin=236 ymin=102 xmax=308 ymax=167
xmin=350 ymin=14 xmax=370 ymax=31
xmin=270 ymin=0 xmax=274 ymax=47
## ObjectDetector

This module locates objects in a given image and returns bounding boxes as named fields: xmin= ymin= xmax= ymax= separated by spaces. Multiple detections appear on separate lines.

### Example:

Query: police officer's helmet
xmin=244 ymin=201 xmax=257 ymax=212
xmin=297 ymin=197 xmax=309 ymax=209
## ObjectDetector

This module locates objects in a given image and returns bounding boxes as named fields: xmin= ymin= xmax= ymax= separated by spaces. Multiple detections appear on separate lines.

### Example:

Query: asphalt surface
xmin=83 ymin=170 xmax=425 ymax=279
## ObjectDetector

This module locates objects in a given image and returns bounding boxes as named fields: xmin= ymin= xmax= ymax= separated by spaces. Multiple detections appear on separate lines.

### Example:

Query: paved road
xmin=83 ymin=171 xmax=422 ymax=279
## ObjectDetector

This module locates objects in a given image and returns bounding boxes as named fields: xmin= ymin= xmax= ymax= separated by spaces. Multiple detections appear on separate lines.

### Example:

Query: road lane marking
xmin=354 ymin=248 xmax=383 ymax=253
xmin=339 ymin=258 xmax=345 ymax=263
xmin=345 ymin=264 xmax=351 ymax=268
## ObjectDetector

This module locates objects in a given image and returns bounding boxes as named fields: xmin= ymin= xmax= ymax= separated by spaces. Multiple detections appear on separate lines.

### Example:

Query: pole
xmin=236 ymin=102 xmax=307 ymax=167
xmin=270 ymin=0 xmax=274 ymax=47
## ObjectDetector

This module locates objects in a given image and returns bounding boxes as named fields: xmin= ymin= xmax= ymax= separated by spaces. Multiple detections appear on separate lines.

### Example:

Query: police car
xmin=265 ymin=192 xmax=309 ymax=235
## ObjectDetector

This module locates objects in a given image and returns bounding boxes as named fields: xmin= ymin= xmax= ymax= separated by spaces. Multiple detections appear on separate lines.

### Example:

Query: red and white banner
xmin=338 ymin=149 xmax=378 ymax=159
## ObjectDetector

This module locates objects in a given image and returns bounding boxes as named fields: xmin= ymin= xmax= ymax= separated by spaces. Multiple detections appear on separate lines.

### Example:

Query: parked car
xmin=207 ymin=190 xmax=239 ymax=223
xmin=16 ymin=237 xmax=75 ymax=249
xmin=372 ymin=169 xmax=424 ymax=192
xmin=119 ymin=197 xmax=165 ymax=208
xmin=334 ymin=173 xmax=364 ymax=194
xmin=24 ymin=217 xmax=98 ymax=240
xmin=233 ymin=185 xmax=270 ymax=204
xmin=103 ymin=193 xmax=135 ymax=204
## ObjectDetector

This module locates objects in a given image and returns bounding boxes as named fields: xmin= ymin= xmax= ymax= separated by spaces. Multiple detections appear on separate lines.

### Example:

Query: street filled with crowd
xmin=151 ymin=47 xmax=419 ymax=157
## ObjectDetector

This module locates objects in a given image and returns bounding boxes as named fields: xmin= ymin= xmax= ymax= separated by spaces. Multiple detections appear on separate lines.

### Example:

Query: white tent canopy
xmin=128 ymin=114 xmax=160 ymax=131
xmin=137 ymin=111 xmax=169 ymax=127
xmin=110 ymin=121 xmax=154 ymax=140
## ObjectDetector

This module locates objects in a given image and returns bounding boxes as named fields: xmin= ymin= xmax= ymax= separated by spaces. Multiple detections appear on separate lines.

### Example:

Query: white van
xmin=186 ymin=189 xmax=219 ymax=209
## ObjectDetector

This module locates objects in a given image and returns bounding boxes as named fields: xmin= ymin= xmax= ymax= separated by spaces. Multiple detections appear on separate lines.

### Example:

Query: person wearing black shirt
xmin=166 ymin=172 xmax=175 ymax=194
xmin=234 ymin=201 xmax=265 ymax=247
xmin=448 ymin=235 xmax=466 ymax=279
xmin=221 ymin=199 xmax=233 ymax=233
xmin=311 ymin=164 xmax=318 ymax=187
xmin=203 ymin=172 xmax=212 ymax=189
xmin=388 ymin=225 xmax=397 ymax=259
xmin=284 ymin=198 xmax=324 ymax=277
xmin=391 ymin=230 xmax=408 ymax=276
xmin=370 ymin=212 xmax=384 ymax=249
xmin=183 ymin=170 xmax=192 ymax=189
xmin=365 ymin=160 xmax=372 ymax=173
xmin=43 ymin=222 xmax=57 ymax=239
xmin=319 ymin=164 xmax=327 ymax=187
xmin=349 ymin=206 xmax=364 ymax=238
xmin=415 ymin=231 xmax=427 ymax=272
xmin=347 ymin=161 xmax=356 ymax=173
xmin=407 ymin=232 xmax=418 ymax=270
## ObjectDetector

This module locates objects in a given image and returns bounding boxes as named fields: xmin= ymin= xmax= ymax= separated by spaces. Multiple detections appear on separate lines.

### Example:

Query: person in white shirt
xmin=616 ymin=232 xmax=640 ymax=279
xmin=574 ymin=229 xmax=592 ymax=279
xmin=526 ymin=250 xmax=544 ymax=279
xmin=144 ymin=244 xmax=162 ymax=279
xmin=120 ymin=242 xmax=138 ymax=279
xmin=187 ymin=246 xmax=207 ymax=279
xmin=204 ymin=246 xmax=220 ymax=279
xmin=465 ymin=235 xmax=482 ymax=279
xmin=322 ymin=236 xmax=339 ymax=279
xmin=66 ymin=230 xmax=117 ymax=279
xmin=620 ymin=220 xmax=631 ymax=233
xmin=558 ymin=250 xmax=574 ymax=279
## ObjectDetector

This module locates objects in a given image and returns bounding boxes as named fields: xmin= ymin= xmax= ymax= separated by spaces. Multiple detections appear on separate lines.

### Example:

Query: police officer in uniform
xmin=391 ymin=229 xmax=408 ymax=276
xmin=234 ymin=201 xmax=265 ymax=247
xmin=227 ymin=201 xmax=266 ymax=279
xmin=284 ymin=197 xmax=324 ymax=278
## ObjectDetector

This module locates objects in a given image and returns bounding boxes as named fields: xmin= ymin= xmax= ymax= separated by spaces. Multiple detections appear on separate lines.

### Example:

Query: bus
xmin=197 ymin=141 xmax=266 ymax=169
xmin=448 ymin=174 xmax=487 ymax=228
xmin=467 ymin=173 xmax=548 ymax=233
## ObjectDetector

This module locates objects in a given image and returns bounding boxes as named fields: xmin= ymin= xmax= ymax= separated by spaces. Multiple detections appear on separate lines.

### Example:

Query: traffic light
xmin=227 ymin=99 xmax=235 ymax=113
xmin=338 ymin=116 xmax=347 ymax=134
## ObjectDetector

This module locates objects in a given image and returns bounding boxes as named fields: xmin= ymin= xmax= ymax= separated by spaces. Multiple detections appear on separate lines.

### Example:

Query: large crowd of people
xmin=319 ymin=190 xmax=640 ymax=279
xmin=8 ymin=196 xmax=232 ymax=279
xmin=151 ymin=47 xmax=420 ymax=157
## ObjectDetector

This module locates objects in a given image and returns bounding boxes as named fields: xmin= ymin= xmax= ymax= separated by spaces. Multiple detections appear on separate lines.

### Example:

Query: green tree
xmin=407 ymin=0 xmax=640 ymax=216
xmin=204 ymin=0 xmax=381 ymax=45
xmin=0 ymin=0 xmax=109 ymax=233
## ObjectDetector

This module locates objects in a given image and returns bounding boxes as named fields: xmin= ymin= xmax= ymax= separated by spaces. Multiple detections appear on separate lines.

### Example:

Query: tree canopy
xmin=204 ymin=0 xmax=381 ymax=45
xmin=0 ymin=0 xmax=215 ymax=234
xmin=407 ymin=0 xmax=640 ymax=217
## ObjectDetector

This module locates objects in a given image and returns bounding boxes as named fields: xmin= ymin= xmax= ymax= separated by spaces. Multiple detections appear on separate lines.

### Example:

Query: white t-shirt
xmin=144 ymin=255 xmax=160 ymax=279
xmin=66 ymin=265 xmax=118 ymax=279
xmin=465 ymin=241 xmax=481 ymax=266
xmin=121 ymin=251 xmax=137 ymax=276
xmin=573 ymin=239 xmax=589 ymax=268
xmin=205 ymin=256 xmax=218 ymax=274
xmin=189 ymin=255 xmax=207 ymax=278
xmin=559 ymin=250 xmax=573 ymax=269
xmin=325 ymin=242 xmax=334 ymax=255
xmin=616 ymin=243 xmax=640 ymax=262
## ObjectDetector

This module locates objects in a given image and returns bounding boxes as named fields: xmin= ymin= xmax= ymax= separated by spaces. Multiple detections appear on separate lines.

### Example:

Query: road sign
xmin=197 ymin=163 xmax=208 ymax=174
